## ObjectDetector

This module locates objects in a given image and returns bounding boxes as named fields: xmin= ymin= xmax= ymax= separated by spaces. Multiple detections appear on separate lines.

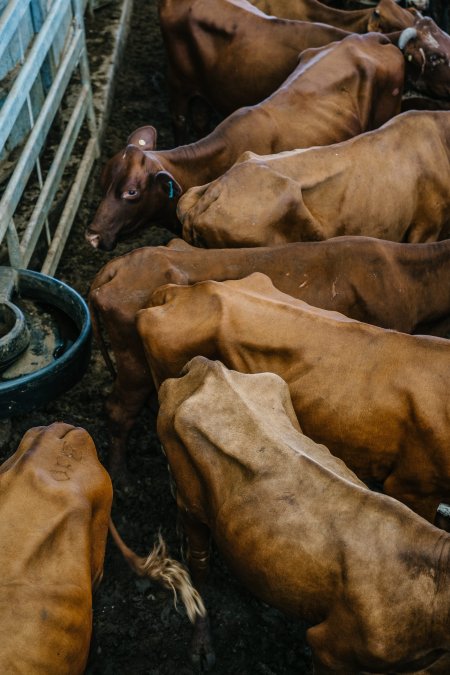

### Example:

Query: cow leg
xmin=180 ymin=510 xmax=215 ymax=670
xmin=105 ymin=369 xmax=153 ymax=481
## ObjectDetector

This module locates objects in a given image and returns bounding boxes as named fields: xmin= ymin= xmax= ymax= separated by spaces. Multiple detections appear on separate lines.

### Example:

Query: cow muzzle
xmin=85 ymin=231 xmax=117 ymax=252
xmin=85 ymin=231 xmax=101 ymax=249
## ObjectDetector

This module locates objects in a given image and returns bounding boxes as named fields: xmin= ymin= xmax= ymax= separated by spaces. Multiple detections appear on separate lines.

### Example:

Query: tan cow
xmin=137 ymin=273 xmax=450 ymax=523
xmin=0 ymin=423 xmax=205 ymax=672
xmin=179 ymin=110 xmax=450 ymax=247
xmin=89 ymin=236 xmax=450 ymax=477
xmin=0 ymin=423 xmax=112 ymax=674
xmin=86 ymin=33 xmax=404 ymax=251
xmin=157 ymin=356 xmax=450 ymax=675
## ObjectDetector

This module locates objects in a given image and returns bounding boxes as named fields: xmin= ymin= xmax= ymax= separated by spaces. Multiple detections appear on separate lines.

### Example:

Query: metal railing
xmin=0 ymin=0 xmax=98 ymax=275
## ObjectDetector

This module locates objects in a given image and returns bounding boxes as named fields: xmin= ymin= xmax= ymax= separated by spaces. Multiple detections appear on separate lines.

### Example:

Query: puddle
xmin=1 ymin=296 xmax=78 ymax=380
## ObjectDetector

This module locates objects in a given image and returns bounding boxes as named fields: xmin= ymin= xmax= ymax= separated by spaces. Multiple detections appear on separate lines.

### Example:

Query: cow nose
xmin=85 ymin=232 xmax=101 ymax=249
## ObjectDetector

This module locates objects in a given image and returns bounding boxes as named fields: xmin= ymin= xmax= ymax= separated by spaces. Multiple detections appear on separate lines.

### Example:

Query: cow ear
xmin=154 ymin=171 xmax=182 ymax=199
xmin=127 ymin=126 xmax=157 ymax=150
xmin=100 ymin=158 xmax=113 ymax=192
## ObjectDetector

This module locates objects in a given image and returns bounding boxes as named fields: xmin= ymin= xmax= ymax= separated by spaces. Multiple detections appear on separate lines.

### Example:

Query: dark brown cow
xmin=137 ymin=273 xmax=450 ymax=524
xmin=86 ymin=33 xmax=404 ymax=251
xmin=399 ymin=16 xmax=450 ymax=98
xmin=401 ymin=93 xmax=450 ymax=111
xmin=89 ymin=236 xmax=450 ymax=477
xmin=158 ymin=356 xmax=450 ymax=674
xmin=158 ymin=0 xmax=351 ymax=142
xmin=0 ymin=423 xmax=112 ymax=674
xmin=179 ymin=110 xmax=450 ymax=247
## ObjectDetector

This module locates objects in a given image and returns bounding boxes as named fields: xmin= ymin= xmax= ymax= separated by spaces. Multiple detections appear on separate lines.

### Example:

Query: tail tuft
xmin=109 ymin=520 xmax=206 ymax=623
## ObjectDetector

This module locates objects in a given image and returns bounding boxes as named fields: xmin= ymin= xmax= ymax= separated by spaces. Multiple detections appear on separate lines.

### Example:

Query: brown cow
xmin=0 ymin=423 xmax=112 ymax=674
xmin=158 ymin=0 xmax=351 ymax=142
xmin=159 ymin=0 xmax=416 ymax=142
xmin=399 ymin=16 xmax=450 ymax=99
xmin=89 ymin=236 xmax=450 ymax=478
xmin=157 ymin=356 xmax=450 ymax=674
xmin=251 ymin=0 xmax=414 ymax=32
xmin=137 ymin=273 xmax=450 ymax=524
xmin=179 ymin=110 xmax=450 ymax=247
xmin=368 ymin=0 xmax=416 ymax=32
xmin=86 ymin=33 xmax=404 ymax=251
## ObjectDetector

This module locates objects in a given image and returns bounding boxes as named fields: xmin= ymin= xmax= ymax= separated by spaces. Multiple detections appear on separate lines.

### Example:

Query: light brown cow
xmin=179 ymin=110 xmax=450 ymax=247
xmin=157 ymin=356 xmax=450 ymax=675
xmin=137 ymin=273 xmax=450 ymax=524
xmin=250 ymin=0 xmax=414 ymax=32
xmin=89 ymin=236 xmax=450 ymax=477
xmin=86 ymin=33 xmax=404 ymax=251
xmin=0 ymin=423 xmax=113 ymax=674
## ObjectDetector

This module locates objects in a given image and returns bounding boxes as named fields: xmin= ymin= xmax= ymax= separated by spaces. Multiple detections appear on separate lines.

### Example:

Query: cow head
xmin=399 ymin=17 xmax=450 ymax=99
xmin=406 ymin=0 xmax=428 ymax=9
xmin=367 ymin=0 xmax=416 ymax=33
xmin=85 ymin=126 xmax=181 ymax=251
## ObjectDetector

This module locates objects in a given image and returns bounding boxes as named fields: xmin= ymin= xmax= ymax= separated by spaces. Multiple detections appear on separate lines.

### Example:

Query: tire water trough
xmin=0 ymin=266 xmax=91 ymax=416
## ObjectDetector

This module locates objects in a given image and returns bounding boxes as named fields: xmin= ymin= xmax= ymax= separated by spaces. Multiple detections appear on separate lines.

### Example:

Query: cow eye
xmin=122 ymin=189 xmax=140 ymax=200
xmin=373 ymin=9 xmax=380 ymax=16
xmin=428 ymin=54 xmax=442 ymax=66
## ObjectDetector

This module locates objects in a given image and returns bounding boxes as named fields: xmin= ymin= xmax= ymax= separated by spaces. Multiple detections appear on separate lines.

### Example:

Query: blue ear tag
xmin=168 ymin=180 xmax=174 ymax=199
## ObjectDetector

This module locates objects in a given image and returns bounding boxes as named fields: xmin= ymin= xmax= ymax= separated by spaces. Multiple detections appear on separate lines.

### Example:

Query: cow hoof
xmin=190 ymin=648 xmax=216 ymax=672
xmin=190 ymin=613 xmax=215 ymax=672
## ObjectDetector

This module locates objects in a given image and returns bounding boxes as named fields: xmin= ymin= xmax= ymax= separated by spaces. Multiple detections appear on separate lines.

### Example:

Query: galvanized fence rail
xmin=0 ymin=0 xmax=99 ymax=275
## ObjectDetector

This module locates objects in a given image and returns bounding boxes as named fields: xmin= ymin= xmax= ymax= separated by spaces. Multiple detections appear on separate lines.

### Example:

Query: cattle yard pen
xmin=1 ymin=0 xmax=450 ymax=673
xmin=0 ymin=0 xmax=133 ymax=275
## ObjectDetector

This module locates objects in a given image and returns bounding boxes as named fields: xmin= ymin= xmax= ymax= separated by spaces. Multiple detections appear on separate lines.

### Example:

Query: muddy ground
xmin=3 ymin=1 xmax=313 ymax=673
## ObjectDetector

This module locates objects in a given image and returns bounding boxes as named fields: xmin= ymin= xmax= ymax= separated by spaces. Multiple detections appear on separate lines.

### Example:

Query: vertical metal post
xmin=6 ymin=219 xmax=23 ymax=268
xmin=29 ymin=0 xmax=53 ymax=92
xmin=72 ymin=0 xmax=98 ymax=146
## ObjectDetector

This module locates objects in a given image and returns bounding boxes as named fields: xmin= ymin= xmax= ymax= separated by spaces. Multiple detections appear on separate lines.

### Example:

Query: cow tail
xmin=108 ymin=519 xmax=206 ymax=623
xmin=89 ymin=294 xmax=117 ymax=379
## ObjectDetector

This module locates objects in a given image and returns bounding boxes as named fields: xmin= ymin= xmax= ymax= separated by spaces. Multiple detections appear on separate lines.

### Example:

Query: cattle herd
xmin=3 ymin=0 xmax=450 ymax=672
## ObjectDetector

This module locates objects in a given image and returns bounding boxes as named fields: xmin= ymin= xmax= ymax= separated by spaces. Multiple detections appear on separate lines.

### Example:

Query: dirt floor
xmin=2 ymin=1 xmax=313 ymax=673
